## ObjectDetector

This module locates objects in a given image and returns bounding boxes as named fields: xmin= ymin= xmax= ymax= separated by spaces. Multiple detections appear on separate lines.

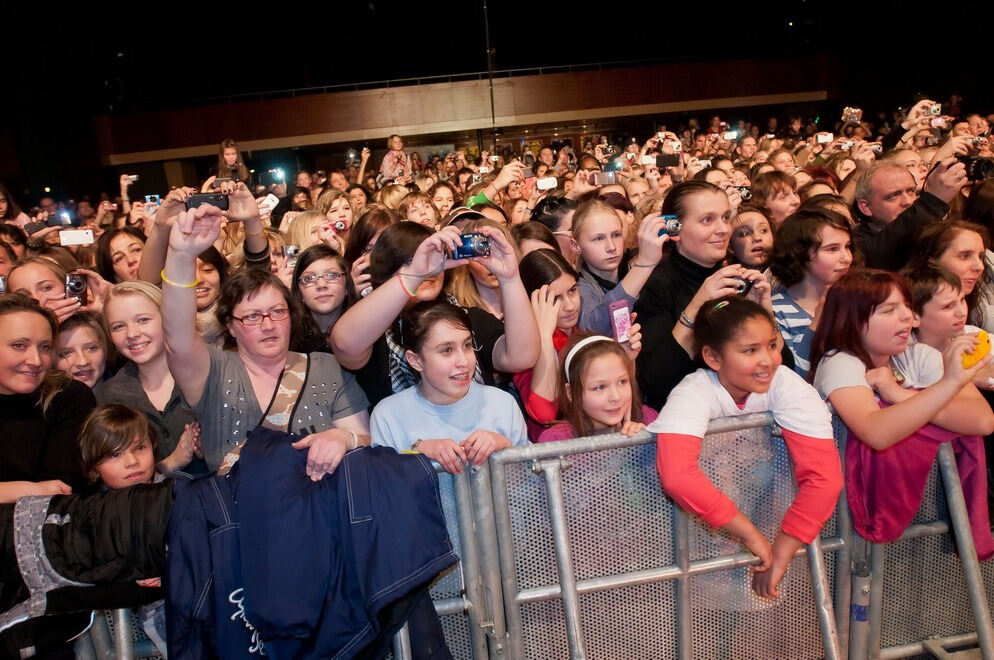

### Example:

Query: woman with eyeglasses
xmin=291 ymin=244 xmax=351 ymax=353
xmin=160 ymin=204 xmax=371 ymax=476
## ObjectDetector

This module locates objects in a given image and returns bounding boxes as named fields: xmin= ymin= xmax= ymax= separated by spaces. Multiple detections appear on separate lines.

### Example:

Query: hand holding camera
xmin=168 ymin=204 xmax=225 ymax=258
xmin=492 ymin=161 xmax=525 ymax=195
xmin=924 ymin=157 xmax=970 ymax=203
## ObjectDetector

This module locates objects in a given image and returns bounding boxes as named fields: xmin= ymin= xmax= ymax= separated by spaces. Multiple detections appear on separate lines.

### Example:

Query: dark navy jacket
xmin=166 ymin=428 xmax=457 ymax=659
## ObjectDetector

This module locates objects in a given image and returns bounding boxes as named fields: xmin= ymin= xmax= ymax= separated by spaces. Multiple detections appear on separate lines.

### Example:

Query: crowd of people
xmin=2 ymin=95 xmax=994 ymax=656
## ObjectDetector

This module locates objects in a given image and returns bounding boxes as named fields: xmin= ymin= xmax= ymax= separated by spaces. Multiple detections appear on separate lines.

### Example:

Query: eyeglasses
xmin=232 ymin=307 xmax=290 ymax=326
xmin=299 ymin=271 xmax=345 ymax=288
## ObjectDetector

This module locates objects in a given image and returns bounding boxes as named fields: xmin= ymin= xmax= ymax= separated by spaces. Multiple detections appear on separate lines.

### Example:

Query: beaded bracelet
xmin=160 ymin=269 xmax=199 ymax=289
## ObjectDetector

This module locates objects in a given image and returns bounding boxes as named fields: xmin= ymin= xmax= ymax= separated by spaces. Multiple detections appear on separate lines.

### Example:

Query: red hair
xmin=808 ymin=270 xmax=912 ymax=380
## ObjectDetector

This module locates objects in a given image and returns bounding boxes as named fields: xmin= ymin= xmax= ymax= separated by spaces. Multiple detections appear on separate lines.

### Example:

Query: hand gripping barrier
xmin=394 ymin=413 xmax=994 ymax=660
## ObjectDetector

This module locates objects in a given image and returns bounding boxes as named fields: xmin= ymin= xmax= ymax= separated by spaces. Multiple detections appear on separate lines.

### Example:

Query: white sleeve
xmin=812 ymin=352 xmax=871 ymax=400
xmin=907 ymin=343 xmax=943 ymax=388
xmin=770 ymin=368 xmax=834 ymax=439
xmin=645 ymin=371 xmax=715 ymax=437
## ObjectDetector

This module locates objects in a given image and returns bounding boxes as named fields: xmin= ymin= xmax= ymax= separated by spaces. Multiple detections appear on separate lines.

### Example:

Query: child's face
xmin=807 ymin=225 xmax=853 ymax=286
xmin=863 ymin=286 xmax=916 ymax=364
xmin=704 ymin=317 xmax=782 ymax=403
xmin=918 ymin=283 xmax=967 ymax=341
xmin=576 ymin=353 xmax=633 ymax=431
xmin=96 ymin=437 xmax=155 ymax=490
xmin=575 ymin=212 xmax=625 ymax=276
xmin=408 ymin=321 xmax=477 ymax=406
xmin=729 ymin=211 xmax=773 ymax=268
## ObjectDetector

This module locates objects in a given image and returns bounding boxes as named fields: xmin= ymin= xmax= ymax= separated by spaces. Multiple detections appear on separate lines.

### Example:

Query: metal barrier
xmin=71 ymin=413 xmax=994 ymax=659
xmin=487 ymin=413 xmax=846 ymax=660
xmin=843 ymin=436 xmax=994 ymax=660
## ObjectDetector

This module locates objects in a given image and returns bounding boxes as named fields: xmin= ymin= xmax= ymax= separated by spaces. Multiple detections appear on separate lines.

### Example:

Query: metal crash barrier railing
xmin=70 ymin=413 xmax=994 ymax=660
xmin=395 ymin=413 xmax=994 ymax=660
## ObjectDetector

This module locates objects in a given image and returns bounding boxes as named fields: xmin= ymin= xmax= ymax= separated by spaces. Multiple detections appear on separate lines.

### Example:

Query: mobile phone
xmin=520 ymin=166 xmax=534 ymax=179
xmin=608 ymin=300 xmax=633 ymax=343
xmin=591 ymin=171 xmax=616 ymax=186
xmin=489 ymin=155 xmax=499 ymax=162
xmin=817 ymin=133 xmax=834 ymax=144
xmin=765 ymin=133 xmax=776 ymax=139
xmin=722 ymin=131 xmax=738 ymax=141
xmin=59 ymin=229 xmax=94 ymax=247
xmin=641 ymin=155 xmax=656 ymax=166
xmin=65 ymin=274 xmax=88 ymax=305
xmin=698 ymin=159 xmax=713 ymax=168
xmin=656 ymin=154 xmax=680 ymax=168
xmin=126 ymin=175 xmax=139 ymax=183
xmin=479 ymin=166 xmax=491 ymax=174
xmin=145 ymin=194 xmax=161 ymax=205
xmin=185 ymin=193 xmax=229 ymax=211
xmin=536 ymin=176 xmax=558 ymax=191
xmin=657 ymin=132 xmax=665 ymax=140
xmin=258 ymin=193 xmax=280 ymax=214
xmin=210 ymin=177 xmax=235 ymax=189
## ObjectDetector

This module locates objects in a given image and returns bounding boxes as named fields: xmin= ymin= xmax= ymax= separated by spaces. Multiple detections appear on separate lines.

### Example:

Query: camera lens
xmin=469 ymin=235 xmax=490 ymax=256
xmin=66 ymin=277 xmax=85 ymax=294
xmin=974 ymin=158 xmax=994 ymax=181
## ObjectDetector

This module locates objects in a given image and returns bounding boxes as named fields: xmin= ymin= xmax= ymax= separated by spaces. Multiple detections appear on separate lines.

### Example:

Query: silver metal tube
xmin=878 ymin=632 xmax=979 ymax=659
xmin=849 ymin=562 xmax=871 ymax=660
xmin=895 ymin=520 xmax=948 ymax=540
xmin=867 ymin=543 xmax=885 ymax=660
xmin=87 ymin=613 xmax=113 ymax=659
xmin=434 ymin=597 xmax=471 ymax=618
xmin=807 ymin=537 xmax=841 ymax=660
xmin=516 ymin=538 xmax=847 ymax=603
xmin=112 ymin=608 xmax=135 ymax=660
xmin=470 ymin=463 xmax=510 ymax=658
xmin=73 ymin=633 xmax=97 ymax=660
xmin=835 ymin=485 xmax=853 ymax=654
xmin=489 ymin=459 xmax=526 ymax=659
xmin=452 ymin=469 xmax=490 ymax=659
xmin=673 ymin=506 xmax=692 ymax=660
xmin=490 ymin=414 xmax=776 ymax=466
xmin=936 ymin=442 xmax=994 ymax=659
xmin=392 ymin=623 xmax=413 ymax=660
xmin=538 ymin=459 xmax=587 ymax=658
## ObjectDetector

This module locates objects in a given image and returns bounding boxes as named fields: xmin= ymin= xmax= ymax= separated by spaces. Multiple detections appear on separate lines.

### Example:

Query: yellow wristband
xmin=396 ymin=272 xmax=418 ymax=298
xmin=160 ymin=269 xmax=199 ymax=288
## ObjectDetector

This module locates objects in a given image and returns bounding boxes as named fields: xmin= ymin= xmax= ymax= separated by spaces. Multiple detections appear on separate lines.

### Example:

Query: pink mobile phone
xmin=608 ymin=300 xmax=633 ymax=343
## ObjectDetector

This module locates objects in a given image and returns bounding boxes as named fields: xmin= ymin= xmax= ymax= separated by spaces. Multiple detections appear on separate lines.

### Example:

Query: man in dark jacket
xmin=852 ymin=156 xmax=968 ymax=271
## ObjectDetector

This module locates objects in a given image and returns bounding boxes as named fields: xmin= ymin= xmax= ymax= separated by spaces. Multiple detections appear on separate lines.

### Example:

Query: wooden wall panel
xmin=97 ymin=55 xmax=835 ymax=164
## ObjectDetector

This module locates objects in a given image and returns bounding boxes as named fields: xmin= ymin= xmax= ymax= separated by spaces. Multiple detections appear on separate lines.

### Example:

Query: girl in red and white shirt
xmin=652 ymin=295 xmax=842 ymax=600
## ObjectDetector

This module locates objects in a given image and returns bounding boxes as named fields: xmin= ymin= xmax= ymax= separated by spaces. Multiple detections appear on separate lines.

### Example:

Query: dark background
xmin=2 ymin=1 xmax=990 ymax=202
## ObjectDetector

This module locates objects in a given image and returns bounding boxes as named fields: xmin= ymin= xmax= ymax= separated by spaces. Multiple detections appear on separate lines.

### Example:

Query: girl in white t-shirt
xmin=809 ymin=269 xmax=994 ymax=555
xmin=652 ymin=296 xmax=842 ymax=599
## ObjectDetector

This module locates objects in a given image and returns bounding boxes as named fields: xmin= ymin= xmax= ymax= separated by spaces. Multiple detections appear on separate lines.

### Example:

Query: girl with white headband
xmin=537 ymin=334 xmax=656 ymax=443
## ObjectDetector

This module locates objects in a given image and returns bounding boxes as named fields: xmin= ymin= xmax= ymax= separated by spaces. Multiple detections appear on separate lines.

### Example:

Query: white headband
xmin=564 ymin=336 xmax=616 ymax=383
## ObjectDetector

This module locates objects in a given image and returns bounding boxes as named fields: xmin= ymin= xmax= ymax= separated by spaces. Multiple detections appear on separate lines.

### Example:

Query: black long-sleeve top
xmin=853 ymin=191 xmax=948 ymax=271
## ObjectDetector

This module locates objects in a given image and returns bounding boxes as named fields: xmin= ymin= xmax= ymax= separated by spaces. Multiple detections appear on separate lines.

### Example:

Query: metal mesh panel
xmin=688 ymin=425 xmax=830 ymax=658
xmin=505 ymin=460 xmax=559 ymax=590
xmin=878 ymin=462 xmax=981 ymax=650
xmin=579 ymin=581 xmax=677 ymax=658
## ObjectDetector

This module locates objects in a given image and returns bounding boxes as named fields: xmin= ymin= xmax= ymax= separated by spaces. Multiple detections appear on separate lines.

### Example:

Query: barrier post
xmin=489 ymin=458 xmax=526 ymax=659
xmin=867 ymin=542 xmax=885 ymax=659
xmin=672 ymin=506 xmax=693 ymax=660
xmin=451 ymin=467 xmax=492 ymax=659
xmin=112 ymin=608 xmax=135 ymax=660
xmin=807 ymin=536 xmax=842 ymax=660
xmin=935 ymin=442 xmax=994 ymax=659
xmin=835 ymin=485 xmax=854 ymax=655
xmin=533 ymin=458 xmax=587 ymax=659
xmin=391 ymin=623 xmax=413 ymax=659
xmin=468 ymin=464 xmax=511 ymax=657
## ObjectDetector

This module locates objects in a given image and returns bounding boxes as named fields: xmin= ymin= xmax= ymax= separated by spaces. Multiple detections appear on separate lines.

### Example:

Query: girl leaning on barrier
xmin=809 ymin=270 xmax=994 ymax=557
xmin=654 ymin=296 xmax=843 ymax=600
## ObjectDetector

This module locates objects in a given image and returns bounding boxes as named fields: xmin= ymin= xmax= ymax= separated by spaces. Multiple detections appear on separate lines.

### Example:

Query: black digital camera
xmin=957 ymin=154 xmax=994 ymax=181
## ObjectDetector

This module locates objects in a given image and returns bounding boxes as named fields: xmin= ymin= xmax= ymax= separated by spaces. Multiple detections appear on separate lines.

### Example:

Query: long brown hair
xmin=559 ymin=333 xmax=643 ymax=437
xmin=808 ymin=270 xmax=912 ymax=380
xmin=217 ymin=138 xmax=250 ymax=183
